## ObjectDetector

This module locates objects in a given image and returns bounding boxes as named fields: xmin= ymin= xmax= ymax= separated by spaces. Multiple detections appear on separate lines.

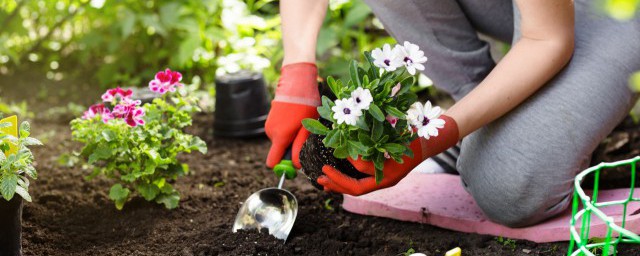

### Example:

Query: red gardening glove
xmin=317 ymin=115 xmax=459 ymax=196
xmin=265 ymin=63 xmax=320 ymax=169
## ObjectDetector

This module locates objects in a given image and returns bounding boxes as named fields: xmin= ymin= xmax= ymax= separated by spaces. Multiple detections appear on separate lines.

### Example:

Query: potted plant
xmin=70 ymin=69 xmax=207 ymax=210
xmin=300 ymin=42 xmax=433 ymax=188
xmin=0 ymin=115 xmax=42 ymax=256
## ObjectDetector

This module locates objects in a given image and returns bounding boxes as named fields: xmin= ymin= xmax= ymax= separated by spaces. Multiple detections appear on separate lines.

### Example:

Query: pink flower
xmin=125 ymin=107 xmax=145 ymax=127
xmin=386 ymin=115 xmax=399 ymax=128
xmin=111 ymin=103 xmax=145 ymax=127
xmin=101 ymin=111 xmax=115 ymax=123
xmin=111 ymin=104 xmax=130 ymax=118
xmin=102 ymin=87 xmax=133 ymax=102
xmin=82 ymin=104 xmax=114 ymax=123
xmin=391 ymin=83 xmax=401 ymax=97
xmin=384 ymin=151 xmax=391 ymax=159
xmin=149 ymin=68 xmax=183 ymax=94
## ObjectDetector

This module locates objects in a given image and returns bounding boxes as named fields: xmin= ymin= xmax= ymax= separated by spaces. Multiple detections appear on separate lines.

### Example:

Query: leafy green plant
xmin=495 ymin=236 xmax=517 ymax=251
xmin=302 ymin=42 xmax=438 ymax=182
xmin=70 ymin=70 xmax=207 ymax=210
xmin=588 ymin=237 xmax=616 ymax=255
xmin=0 ymin=116 xmax=42 ymax=202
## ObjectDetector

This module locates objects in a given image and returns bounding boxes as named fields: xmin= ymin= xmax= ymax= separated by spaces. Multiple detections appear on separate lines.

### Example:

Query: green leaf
xmin=358 ymin=132 xmax=375 ymax=147
xmin=15 ymin=186 xmax=31 ymax=202
xmin=373 ymin=154 xmax=385 ymax=184
xmin=302 ymin=119 xmax=329 ymax=135
xmin=22 ymin=137 xmax=42 ymax=146
xmin=364 ymin=52 xmax=379 ymax=78
xmin=137 ymin=183 xmax=160 ymax=201
xmin=327 ymin=76 xmax=341 ymax=97
xmin=1 ymin=173 xmax=17 ymax=201
xmin=348 ymin=141 xmax=367 ymax=152
xmin=109 ymin=184 xmax=130 ymax=210
xmin=323 ymin=129 xmax=340 ymax=148
xmin=156 ymin=193 xmax=180 ymax=209
xmin=384 ymin=143 xmax=406 ymax=154
xmin=347 ymin=144 xmax=359 ymax=160
xmin=371 ymin=120 xmax=384 ymax=141
xmin=189 ymin=137 xmax=208 ymax=154
xmin=354 ymin=116 xmax=369 ymax=131
xmin=350 ymin=60 xmax=361 ymax=87
xmin=368 ymin=104 xmax=385 ymax=122
xmin=333 ymin=145 xmax=349 ymax=159
xmin=318 ymin=97 xmax=335 ymax=121
xmin=19 ymin=121 xmax=30 ymax=138
xmin=384 ymin=106 xmax=405 ymax=118
xmin=88 ymin=145 xmax=113 ymax=164
xmin=398 ymin=76 xmax=415 ymax=96
xmin=102 ymin=130 xmax=116 ymax=142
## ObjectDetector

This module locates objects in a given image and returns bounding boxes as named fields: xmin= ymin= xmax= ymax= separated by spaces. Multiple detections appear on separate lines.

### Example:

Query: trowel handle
xmin=273 ymin=148 xmax=296 ymax=179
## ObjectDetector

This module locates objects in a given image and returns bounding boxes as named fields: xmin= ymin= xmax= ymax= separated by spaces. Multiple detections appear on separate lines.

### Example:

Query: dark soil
xmin=584 ymin=116 xmax=640 ymax=189
xmin=4 ymin=75 xmax=639 ymax=255
xmin=299 ymin=132 xmax=368 ymax=190
xmin=12 ymin=113 xmax=637 ymax=256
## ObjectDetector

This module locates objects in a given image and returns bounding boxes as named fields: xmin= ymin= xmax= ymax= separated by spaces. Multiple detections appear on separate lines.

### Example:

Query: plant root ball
xmin=299 ymin=133 xmax=369 ymax=190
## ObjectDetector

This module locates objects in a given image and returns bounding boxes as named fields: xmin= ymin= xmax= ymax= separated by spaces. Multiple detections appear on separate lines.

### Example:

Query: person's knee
xmin=459 ymin=159 xmax=567 ymax=228
xmin=471 ymin=183 xmax=549 ymax=227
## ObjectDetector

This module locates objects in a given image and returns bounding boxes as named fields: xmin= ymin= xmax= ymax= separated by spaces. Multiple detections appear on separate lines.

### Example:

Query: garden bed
xmin=15 ymin=113 xmax=638 ymax=255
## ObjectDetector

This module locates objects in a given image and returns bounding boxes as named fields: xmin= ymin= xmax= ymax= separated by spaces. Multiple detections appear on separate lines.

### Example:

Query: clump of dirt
xmin=299 ymin=132 xmax=368 ymax=190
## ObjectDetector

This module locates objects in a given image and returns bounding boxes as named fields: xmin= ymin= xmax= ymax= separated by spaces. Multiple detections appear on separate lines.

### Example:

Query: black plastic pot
xmin=0 ymin=196 xmax=23 ymax=256
xmin=213 ymin=71 xmax=270 ymax=138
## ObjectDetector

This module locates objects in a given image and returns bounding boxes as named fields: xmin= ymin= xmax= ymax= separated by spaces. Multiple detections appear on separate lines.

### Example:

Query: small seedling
xmin=495 ymin=236 xmax=517 ymax=251
xmin=0 ymin=115 xmax=42 ymax=202
xmin=398 ymin=240 xmax=417 ymax=256
xmin=588 ymin=237 xmax=615 ymax=255
xmin=400 ymin=247 xmax=415 ymax=256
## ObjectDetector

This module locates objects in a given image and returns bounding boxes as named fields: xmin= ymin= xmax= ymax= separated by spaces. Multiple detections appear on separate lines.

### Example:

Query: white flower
xmin=332 ymin=98 xmax=362 ymax=126
xmin=350 ymin=87 xmax=373 ymax=110
xmin=406 ymin=101 xmax=445 ymax=140
xmin=395 ymin=41 xmax=428 ymax=75
xmin=371 ymin=44 xmax=403 ymax=72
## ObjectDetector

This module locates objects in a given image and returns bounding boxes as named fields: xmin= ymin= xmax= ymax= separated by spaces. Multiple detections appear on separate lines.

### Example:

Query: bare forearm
xmin=446 ymin=38 xmax=573 ymax=138
xmin=281 ymin=0 xmax=328 ymax=66
xmin=445 ymin=0 xmax=574 ymax=138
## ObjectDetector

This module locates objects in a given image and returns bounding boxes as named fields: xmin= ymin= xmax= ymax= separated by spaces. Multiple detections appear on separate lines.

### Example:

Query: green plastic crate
xmin=569 ymin=156 xmax=640 ymax=255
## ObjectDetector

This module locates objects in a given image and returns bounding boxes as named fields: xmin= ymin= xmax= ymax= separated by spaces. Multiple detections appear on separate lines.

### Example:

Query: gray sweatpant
xmin=365 ymin=0 xmax=640 ymax=227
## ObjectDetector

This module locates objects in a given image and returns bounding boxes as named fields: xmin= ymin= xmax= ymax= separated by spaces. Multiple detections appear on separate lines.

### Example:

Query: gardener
xmin=265 ymin=0 xmax=640 ymax=227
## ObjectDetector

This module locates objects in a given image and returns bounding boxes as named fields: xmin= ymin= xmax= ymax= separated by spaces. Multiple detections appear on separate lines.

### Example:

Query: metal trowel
xmin=232 ymin=149 xmax=298 ymax=241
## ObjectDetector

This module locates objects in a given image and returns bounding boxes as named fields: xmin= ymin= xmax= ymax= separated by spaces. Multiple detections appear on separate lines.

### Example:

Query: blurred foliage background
xmin=0 ymin=0 xmax=638 ymax=117
xmin=0 ymin=0 xmax=395 ymax=91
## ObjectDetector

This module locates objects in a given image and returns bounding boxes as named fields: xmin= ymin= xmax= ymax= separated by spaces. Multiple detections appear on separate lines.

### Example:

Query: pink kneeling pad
xmin=342 ymin=172 xmax=640 ymax=243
